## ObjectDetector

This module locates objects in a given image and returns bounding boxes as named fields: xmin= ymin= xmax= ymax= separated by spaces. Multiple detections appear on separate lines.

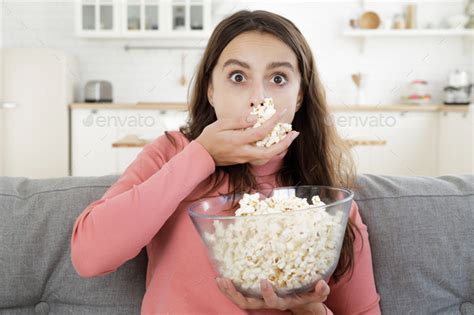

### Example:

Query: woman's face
xmin=207 ymin=31 xmax=303 ymax=124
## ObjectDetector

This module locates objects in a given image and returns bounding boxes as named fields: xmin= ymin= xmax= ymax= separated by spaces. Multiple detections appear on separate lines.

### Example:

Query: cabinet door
xmin=381 ymin=112 xmax=438 ymax=176
xmin=72 ymin=109 xmax=189 ymax=176
xmin=123 ymin=0 xmax=165 ymax=35
xmin=438 ymin=111 xmax=474 ymax=175
xmin=169 ymin=0 xmax=211 ymax=36
xmin=71 ymin=109 xmax=118 ymax=176
xmin=333 ymin=111 xmax=438 ymax=176
xmin=112 ymin=109 xmax=166 ymax=173
xmin=110 ymin=109 xmax=187 ymax=174
xmin=77 ymin=0 xmax=120 ymax=36
xmin=160 ymin=109 xmax=188 ymax=130
xmin=333 ymin=112 xmax=392 ymax=175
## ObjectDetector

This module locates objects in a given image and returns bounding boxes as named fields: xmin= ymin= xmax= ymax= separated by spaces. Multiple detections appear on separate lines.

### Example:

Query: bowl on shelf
xmin=359 ymin=11 xmax=381 ymax=29
xmin=188 ymin=186 xmax=354 ymax=298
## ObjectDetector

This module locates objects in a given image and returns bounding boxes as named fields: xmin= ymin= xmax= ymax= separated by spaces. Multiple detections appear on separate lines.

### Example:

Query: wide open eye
xmin=271 ymin=73 xmax=288 ymax=85
xmin=229 ymin=72 xmax=246 ymax=83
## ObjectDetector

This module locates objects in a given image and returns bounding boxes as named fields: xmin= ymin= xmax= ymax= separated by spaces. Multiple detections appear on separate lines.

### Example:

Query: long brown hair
xmin=167 ymin=10 xmax=361 ymax=284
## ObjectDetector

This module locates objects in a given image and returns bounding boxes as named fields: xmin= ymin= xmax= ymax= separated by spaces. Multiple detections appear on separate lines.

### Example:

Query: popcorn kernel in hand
xmin=249 ymin=97 xmax=293 ymax=147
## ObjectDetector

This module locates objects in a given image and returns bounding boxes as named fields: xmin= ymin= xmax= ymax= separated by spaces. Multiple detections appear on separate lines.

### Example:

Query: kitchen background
xmin=1 ymin=0 xmax=473 ymax=178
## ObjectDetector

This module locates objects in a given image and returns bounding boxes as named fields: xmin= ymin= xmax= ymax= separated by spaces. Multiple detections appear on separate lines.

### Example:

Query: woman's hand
xmin=215 ymin=277 xmax=330 ymax=314
xmin=196 ymin=108 xmax=299 ymax=166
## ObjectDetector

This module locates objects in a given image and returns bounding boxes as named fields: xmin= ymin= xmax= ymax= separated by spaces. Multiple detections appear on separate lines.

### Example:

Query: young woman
xmin=71 ymin=10 xmax=381 ymax=315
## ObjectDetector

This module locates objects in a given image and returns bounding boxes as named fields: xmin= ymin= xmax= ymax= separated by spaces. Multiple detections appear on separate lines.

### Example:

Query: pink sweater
xmin=71 ymin=131 xmax=381 ymax=315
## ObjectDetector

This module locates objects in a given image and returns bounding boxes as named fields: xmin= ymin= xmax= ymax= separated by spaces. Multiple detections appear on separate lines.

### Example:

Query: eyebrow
xmin=222 ymin=59 xmax=295 ymax=73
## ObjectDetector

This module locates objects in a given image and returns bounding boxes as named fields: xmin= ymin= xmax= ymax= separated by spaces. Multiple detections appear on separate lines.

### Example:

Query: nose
xmin=249 ymin=82 xmax=266 ymax=108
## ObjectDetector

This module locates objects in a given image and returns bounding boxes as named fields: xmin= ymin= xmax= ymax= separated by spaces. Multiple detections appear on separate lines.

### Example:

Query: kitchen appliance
xmin=1 ymin=48 xmax=77 ymax=177
xmin=84 ymin=80 xmax=113 ymax=102
xmin=443 ymin=70 xmax=472 ymax=105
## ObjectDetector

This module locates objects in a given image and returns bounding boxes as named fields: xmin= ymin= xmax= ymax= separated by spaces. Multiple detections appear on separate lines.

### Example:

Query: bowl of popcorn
xmin=188 ymin=186 xmax=354 ymax=298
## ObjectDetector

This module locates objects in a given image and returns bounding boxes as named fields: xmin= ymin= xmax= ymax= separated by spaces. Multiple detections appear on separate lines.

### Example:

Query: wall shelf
xmin=342 ymin=29 xmax=474 ymax=37
xmin=342 ymin=28 xmax=474 ymax=53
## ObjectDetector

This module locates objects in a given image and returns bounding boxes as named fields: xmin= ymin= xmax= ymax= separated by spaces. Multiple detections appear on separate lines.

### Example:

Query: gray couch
xmin=0 ymin=174 xmax=472 ymax=315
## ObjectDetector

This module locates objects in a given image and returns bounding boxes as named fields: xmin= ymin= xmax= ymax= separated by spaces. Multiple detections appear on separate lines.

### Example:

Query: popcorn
xmin=249 ymin=97 xmax=293 ymax=148
xmin=203 ymin=193 xmax=345 ymax=297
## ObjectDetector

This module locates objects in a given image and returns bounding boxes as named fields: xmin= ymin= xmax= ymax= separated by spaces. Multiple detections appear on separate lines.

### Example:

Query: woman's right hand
xmin=196 ymin=108 xmax=300 ymax=167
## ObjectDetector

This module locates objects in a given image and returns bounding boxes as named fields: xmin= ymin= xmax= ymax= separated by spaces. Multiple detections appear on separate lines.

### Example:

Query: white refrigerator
xmin=0 ymin=48 xmax=78 ymax=178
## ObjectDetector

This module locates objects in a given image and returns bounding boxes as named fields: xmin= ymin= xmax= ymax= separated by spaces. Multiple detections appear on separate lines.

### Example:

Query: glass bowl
xmin=188 ymin=186 xmax=354 ymax=298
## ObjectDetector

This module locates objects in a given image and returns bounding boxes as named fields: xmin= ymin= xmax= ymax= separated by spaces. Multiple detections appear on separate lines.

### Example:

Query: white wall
xmin=2 ymin=0 xmax=471 ymax=105
xmin=0 ymin=2 xmax=4 ymax=175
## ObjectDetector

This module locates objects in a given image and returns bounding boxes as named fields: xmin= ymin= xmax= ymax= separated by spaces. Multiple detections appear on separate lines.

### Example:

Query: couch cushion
xmin=1 ymin=173 xmax=472 ymax=315
xmin=354 ymin=174 xmax=474 ymax=315
xmin=0 ymin=175 xmax=146 ymax=315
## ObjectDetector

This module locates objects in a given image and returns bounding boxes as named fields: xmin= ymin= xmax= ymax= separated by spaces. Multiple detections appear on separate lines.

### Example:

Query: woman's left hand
xmin=215 ymin=277 xmax=330 ymax=314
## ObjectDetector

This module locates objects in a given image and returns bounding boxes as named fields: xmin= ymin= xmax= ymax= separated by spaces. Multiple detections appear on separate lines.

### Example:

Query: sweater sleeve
xmin=324 ymin=200 xmax=381 ymax=314
xmin=70 ymin=132 xmax=216 ymax=278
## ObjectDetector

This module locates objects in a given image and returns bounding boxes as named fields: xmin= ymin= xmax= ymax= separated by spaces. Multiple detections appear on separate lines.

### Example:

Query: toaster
xmin=84 ymin=80 xmax=113 ymax=102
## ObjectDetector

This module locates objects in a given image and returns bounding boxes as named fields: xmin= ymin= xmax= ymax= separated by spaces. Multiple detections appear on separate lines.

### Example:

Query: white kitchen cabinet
xmin=123 ymin=0 xmax=211 ymax=37
xmin=76 ymin=0 xmax=121 ymax=36
xmin=71 ymin=108 xmax=188 ymax=176
xmin=438 ymin=111 xmax=474 ymax=175
xmin=72 ymin=107 xmax=472 ymax=177
xmin=76 ymin=0 xmax=212 ymax=38
xmin=332 ymin=111 xmax=439 ymax=176
xmin=71 ymin=109 xmax=118 ymax=176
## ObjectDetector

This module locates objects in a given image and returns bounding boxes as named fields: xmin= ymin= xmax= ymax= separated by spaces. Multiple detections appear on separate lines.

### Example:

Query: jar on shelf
xmin=401 ymin=80 xmax=432 ymax=105
xmin=393 ymin=14 xmax=406 ymax=29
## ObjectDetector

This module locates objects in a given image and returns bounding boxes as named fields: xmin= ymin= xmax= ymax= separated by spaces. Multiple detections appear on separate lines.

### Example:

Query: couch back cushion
xmin=1 ymin=173 xmax=472 ymax=315
xmin=354 ymin=174 xmax=474 ymax=315
xmin=0 ymin=175 xmax=146 ymax=315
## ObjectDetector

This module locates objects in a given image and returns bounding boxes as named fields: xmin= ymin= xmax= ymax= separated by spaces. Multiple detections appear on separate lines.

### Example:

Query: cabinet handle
xmin=0 ymin=102 xmax=17 ymax=109
xmin=345 ymin=139 xmax=387 ymax=148
xmin=112 ymin=134 xmax=151 ymax=148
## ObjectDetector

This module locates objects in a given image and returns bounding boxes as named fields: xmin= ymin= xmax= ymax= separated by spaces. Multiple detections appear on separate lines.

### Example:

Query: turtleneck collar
xmin=249 ymin=149 xmax=287 ymax=177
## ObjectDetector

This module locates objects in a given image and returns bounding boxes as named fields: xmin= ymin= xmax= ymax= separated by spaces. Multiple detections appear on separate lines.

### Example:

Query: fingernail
xmin=278 ymin=108 xmax=288 ymax=118
xmin=218 ymin=278 xmax=225 ymax=289
xmin=247 ymin=115 xmax=257 ymax=123
xmin=322 ymin=282 xmax=329 ymax=292
xmin=293 ymin=131 xmax=300 ymax=139
xmin=217 ymin=277 xmax=224 ymax=288
xmin=260 ymin=279 xmax=268 ymax=290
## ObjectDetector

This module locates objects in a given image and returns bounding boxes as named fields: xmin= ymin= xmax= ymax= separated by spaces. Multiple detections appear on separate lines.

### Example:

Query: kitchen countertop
xmin=330 ymin=104 xmax=471 ymax=112
xmin=69 ymin=102 xmax=188 ymax=110
xmin=111 ymin=134 xmax=389 ymax=148
xmin=69 ymin=102 xmax=472 ymax=113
